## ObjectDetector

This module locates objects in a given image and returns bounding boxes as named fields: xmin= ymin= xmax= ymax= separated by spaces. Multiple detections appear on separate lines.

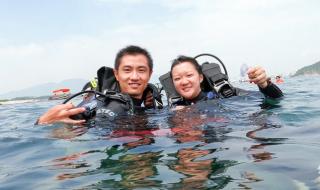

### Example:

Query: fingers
xmin=59 ymin=102 xmax=75 ymax=110
xmin=54 ymin=105 xmax=85 ymax=121
xmin=247 ymin=66 xmax=269 ymax=88
xmin=247 ymin=66 xmax=263 ymax=77
xmin=66 ymin=107 xmax=86 ymax=117
xmin=38 ymin=100 xmax=89 ymax=127
xmin=38 ymin=104 xmax=70 ymax=124
xmin=144 ymin=91 xmax=154 ymax=107
xmin=250 ymin=71 xmax=266 ymax=83
xmin=145 ymin=92 xmax=153 ymax=101
xmin=247 ymin=66 xmax=267 ymax=82
xmin=146 ymin=91 xmax=152 ymax=97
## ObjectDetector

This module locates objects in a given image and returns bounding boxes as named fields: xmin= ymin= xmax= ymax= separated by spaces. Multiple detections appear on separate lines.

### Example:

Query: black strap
xmin=97 ymin=66 xmax=120 ymax=93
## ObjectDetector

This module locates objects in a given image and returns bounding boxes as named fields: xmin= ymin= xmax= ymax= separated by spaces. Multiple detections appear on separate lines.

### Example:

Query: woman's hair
xmin=170 ymin=55 xmax=202 ymax=76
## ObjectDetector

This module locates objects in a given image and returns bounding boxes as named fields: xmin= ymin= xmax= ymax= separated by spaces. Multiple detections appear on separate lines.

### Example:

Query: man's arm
xmin=36 ymin=103 xmax=86 ymax=125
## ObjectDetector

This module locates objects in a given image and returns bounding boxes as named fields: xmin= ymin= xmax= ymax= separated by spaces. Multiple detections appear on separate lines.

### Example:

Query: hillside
xmin=294 ymin=61 xmax=320 ymax=76
xmin=0 ymin=78 xmax=88 ymax=99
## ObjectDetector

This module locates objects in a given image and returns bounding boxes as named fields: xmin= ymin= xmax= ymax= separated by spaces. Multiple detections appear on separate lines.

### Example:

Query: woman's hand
xmin=247 ymin=66 xmax=269 ymax=89
xmin=37 ymin=103 xmax=86 ymax=125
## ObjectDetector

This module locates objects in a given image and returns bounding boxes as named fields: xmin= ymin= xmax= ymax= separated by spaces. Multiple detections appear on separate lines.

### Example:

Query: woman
xmin=169 ymin=55 xmax=283 ymax=106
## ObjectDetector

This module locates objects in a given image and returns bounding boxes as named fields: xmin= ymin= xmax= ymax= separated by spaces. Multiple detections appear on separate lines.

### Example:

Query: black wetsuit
xmin=131 ymin=97 xmax=149 ymax=112
xmin=257 ymin=82 xmax=283 ymax=99
xmin=173 ymin=82 xmax=283 ymax=106
xmin=95 ymin=66 xmax=163 ymax=111
xmin=72 ymin=93 xmax=154 ymax=122
xmin=174 ymin=92 xmax=209 ymax=106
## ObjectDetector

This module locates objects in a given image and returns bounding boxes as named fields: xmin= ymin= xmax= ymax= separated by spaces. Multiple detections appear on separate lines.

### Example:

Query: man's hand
xmin=144 ymin=91 xmax=154 ymax=108
xmin=247 ymin=66 xmax=269 ymax=89
xmin=37 ymin=103 xmax=86 ymax=125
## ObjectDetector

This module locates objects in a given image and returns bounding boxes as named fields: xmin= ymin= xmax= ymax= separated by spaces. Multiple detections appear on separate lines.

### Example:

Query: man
xmin=37 ymin=45 xmax=161 ymax=125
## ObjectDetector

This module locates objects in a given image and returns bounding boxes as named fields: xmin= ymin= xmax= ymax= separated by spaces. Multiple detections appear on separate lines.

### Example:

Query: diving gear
xmin=258 ymin=81 xmax=283 ymax=98
xmin=97 ymin=67 xmax=120 ymax=93
xmin=72 ymin=64 xmax=164 ymax=121
xmin=96 ymin=66 xmax=163 ymax=109
xmin=201 ymin=61 xmax=235 ymax=98
xmin=82 ymin=78 xmax=98 ymax=91
xmin=194 ymin=53 xmax=228 ymax=76
xmin=159 ymin=53 xmax=236 ymax=106
xmin=63 ymin=90 xmax=135 ymax=121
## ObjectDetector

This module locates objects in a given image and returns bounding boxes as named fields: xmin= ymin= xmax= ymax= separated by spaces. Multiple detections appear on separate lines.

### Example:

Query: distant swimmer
xmin=275 ymin=75 xmax=284 ymax=84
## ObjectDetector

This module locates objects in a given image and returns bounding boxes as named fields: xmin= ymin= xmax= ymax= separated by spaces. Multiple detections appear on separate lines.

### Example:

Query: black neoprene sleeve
xmin=259 ymin=82 xmax=283 ymax=98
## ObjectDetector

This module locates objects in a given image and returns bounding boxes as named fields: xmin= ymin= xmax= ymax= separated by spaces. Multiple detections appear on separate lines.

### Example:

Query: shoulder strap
xmin=201 ymin=62 xmax=235 ymax=98
xmin=97 ymin=66 xmax=163 ymax=109
xmin=159 ymin=72 xmax=182 ymax=106
xmin=104 ymin=91 xmax=135 ymax=114
xmin=143 ymin=83 xmax=164 ymax=109
xmin=82 ymin=78 xmax=98 ymax=91
xmin=159 ymin=61 xmax=236 ymax=105
xmin=97 ymin=66 xmax=120 ymax=93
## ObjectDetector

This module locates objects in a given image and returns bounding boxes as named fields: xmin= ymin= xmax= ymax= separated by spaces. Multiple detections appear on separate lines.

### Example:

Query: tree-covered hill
xmin=294 ymin=61 xmax=320 ymax=76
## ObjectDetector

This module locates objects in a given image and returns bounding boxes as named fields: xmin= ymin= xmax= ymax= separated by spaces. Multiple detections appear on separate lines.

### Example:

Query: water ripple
xmin=1 ymin=76 xmax=320 ymax=189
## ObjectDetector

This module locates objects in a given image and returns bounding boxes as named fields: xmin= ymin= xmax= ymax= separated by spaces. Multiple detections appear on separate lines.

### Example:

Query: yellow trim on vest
xmin=90 ymin=79 xmax=98 ymax=89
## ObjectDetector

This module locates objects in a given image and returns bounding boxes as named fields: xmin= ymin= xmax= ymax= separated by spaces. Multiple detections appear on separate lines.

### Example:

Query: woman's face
xmin=171 ymin=61 xmax=203 ymax=100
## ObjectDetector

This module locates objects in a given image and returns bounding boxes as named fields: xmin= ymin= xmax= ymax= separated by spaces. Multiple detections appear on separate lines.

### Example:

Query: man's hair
xmin=170 ymin=55 xmax=202 ymax=75
xmin=114 ymin=45 xmax=153 ymax=71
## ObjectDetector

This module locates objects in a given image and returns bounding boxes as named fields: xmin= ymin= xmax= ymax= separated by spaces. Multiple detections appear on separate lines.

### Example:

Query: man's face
xmin=114 ymin=54 xmax=152 ymax=99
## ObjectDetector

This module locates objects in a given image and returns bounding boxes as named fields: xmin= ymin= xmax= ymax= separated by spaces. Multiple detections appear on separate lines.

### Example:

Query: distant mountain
xmin=0 ymin=78 xmax=88 ymax=99
xmin=293 ymin=61 xmax=320 ymax=76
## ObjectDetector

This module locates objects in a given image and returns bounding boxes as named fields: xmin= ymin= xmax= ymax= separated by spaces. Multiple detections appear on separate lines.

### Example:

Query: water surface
xmin=1 ymin=76 xmax=320 ymax=190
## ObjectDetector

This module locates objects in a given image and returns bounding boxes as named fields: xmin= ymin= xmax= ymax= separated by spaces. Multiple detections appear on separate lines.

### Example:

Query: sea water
xmin=0 ymin=76 xmax=320 ymax=190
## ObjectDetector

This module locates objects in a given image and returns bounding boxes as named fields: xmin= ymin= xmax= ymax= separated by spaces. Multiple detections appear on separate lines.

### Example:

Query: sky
xmin=1 ymin=0 xmax=320 ymax=94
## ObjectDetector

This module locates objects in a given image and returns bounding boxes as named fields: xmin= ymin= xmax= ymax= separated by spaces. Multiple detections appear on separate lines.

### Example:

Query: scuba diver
xmin=36 ymin=45 xmax=163 ymax=125
xmin=159 ymin=55 xmax=283 ymax=107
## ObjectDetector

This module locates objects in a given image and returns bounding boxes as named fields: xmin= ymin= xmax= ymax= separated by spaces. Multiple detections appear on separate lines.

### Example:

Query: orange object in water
xmin=49 ymin=88 xmax=71 ymax=100
xmin=53 ymin=88 xmax=70 ymax=93
xmin=275 ymin=76 xmax=284 ymax=84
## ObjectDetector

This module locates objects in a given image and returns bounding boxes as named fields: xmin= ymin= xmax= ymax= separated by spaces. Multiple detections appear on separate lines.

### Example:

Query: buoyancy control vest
xmin=96 ymin=66 xmax=163 ymax=109
xmin=64 ymin=90 xmax=135 ymax=121
xmin=66 ymin=66 xmax=163 ymax=122
xmin=159 ymin=54 xmax=236 ymax=106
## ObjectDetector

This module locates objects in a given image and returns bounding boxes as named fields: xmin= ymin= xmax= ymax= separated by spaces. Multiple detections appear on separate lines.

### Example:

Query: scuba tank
xmin=159 ymin=53 xmax=236 ymax=106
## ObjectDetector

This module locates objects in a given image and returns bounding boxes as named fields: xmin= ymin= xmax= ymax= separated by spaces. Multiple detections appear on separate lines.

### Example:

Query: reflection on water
xmin=46 ymin=94 xmax=285 ymax=189
xmin=1 ymin=76 xmax=320 ymax=189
